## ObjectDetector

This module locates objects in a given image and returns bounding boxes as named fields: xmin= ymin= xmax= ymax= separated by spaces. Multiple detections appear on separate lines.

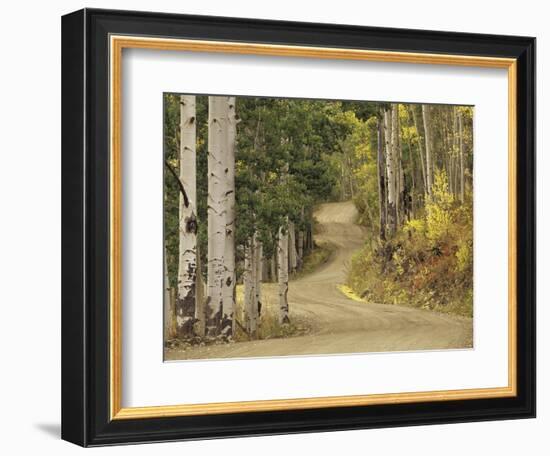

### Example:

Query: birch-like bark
xmin=176 ymin=95 xmax=197 ymax=338
xmin=254 ymin=233 xmax=263 ymax=318
xmin=393 ymin=104 xmax=404 ymax=226
xmin=406 ymin=130 xmax=416 ymax=219
xmin=243 ymin=241 xmax=257 ymax=336
xmin=206 ymin=96 xmax=228 ymax=338
xmin=422 ymin=104 xmax=434 ymax=197
xmin=278 ymin=225 xmax=290 ymax=324
xmin=376 ymin=116 xmax=387 ymax=242
xmin=384 ymin=107 xmax=397 ymax=236
xmin=194 ymin=245 xmax=206 ymax=337
xmin=288 ymin=221 xmax=298 ymax=273
xmin=164 ymin=247 xmax=171 ymax=342
xmin=411 ymin=106 xmax=427 ymax=196
xmin=221 ymin=96 xmax=237 ymax=338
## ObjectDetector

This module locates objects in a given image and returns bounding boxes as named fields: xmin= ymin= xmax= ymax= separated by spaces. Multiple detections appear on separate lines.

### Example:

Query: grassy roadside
xmin=344 ymin=232 xmax=473 ymax=318
xmin=291 ymin=241 xmax=335 ymax=280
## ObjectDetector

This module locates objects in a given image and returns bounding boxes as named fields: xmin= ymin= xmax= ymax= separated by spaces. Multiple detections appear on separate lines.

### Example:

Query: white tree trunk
xmin=254 ymin=234 xmax=263 ymax=318
xmin=392 ymin=104 xmax=403 ymax=226
xmin=411 ymin=106 xmax=427 ymax=195
xmin=422 ymin=104 xmax=434 ymax=197
xmin=164 ymin=248 xmax=171 ymax=342
xmin=278 ymin=225 xmax=290 ymax=324
xmin=377 ymin=116 xmax=387 ymax=241
xmin=194 ymin=245 xmax=206 ymax=337
xmin=243 ymin=240 xmax=258 ymax=337
xmin=288 ymin=221 xmax=298 ymax=273
xmin=384 ymin=107 xmax=397 ymax=235
xmin=176 ymin=95 xmax=197 ymax=338
xmin=206 ymin=96 xmax=228 ymax=338
xmin=221 ymin=96 xmax=237 ymax=338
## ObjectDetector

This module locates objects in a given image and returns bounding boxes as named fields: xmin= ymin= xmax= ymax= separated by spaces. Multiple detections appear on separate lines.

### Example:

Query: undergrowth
xmin=347 ymin=170 xmax=473 ymax=317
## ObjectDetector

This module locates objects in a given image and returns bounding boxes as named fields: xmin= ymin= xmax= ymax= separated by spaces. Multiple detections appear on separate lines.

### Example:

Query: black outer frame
xmin=61 ymin=8 xmax=536 ymax=447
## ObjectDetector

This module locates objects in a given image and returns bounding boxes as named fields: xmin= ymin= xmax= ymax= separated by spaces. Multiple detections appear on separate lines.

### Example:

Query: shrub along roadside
xmin=347 ymin=170 xmax=473 ymax=317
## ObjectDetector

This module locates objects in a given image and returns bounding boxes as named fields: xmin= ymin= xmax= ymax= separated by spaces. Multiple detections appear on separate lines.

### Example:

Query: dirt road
xmin=166 ymin=201 xmax=472 ymax=361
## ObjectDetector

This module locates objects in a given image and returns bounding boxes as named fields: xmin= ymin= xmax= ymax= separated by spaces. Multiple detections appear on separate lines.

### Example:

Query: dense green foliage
xmin=164 ymin=94 xmax=474 ymax=319
xmin=164 ymin=95 xmax=355 ymax=286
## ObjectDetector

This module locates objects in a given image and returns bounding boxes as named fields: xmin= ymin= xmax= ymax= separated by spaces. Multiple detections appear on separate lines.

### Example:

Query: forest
xmin=163 ymin=94 xmax=474 ymax=358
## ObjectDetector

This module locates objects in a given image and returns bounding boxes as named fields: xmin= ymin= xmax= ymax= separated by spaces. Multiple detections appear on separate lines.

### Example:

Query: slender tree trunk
xmin=176 ymin=95 xmax=197 ymax=338
xmin=411 ymin=106 xmax=427 ymax=196
xmin=254 ymin=233 xmax=263 ymax=318
xmin=206 ymin=96 xmax=228 ymax=338
xmin=450 ymin=110 xmax=457 ymax=196
xmin=385 ymin=106 xmax=397 ymax=236
xmin=297 ymin=207 xmax=305 ymax=268
xmin=376 ymin=116 xmax=387 ymax=241
xmin=288 ymin=221 xmax=298 ymax=273
xmin=194 ymin=245 xmax=206 ymax=337
xmin=458 ymin=111 xmax=465 ymax=203
xmin=422 ymin=104 xmax=434 ymax=197
xmin=164 ymin=247 xmax=171 ymax=342
xmin=407 ymin=134 xmax=416 ymax=219
xmin=297 ymin=230 xmax=304 ymax=268
xmin=221 ymin=96 xmax=237 ymax=338
xmin=307 ymin=222 xmax=314 ymax=251
xmin=243 ymin=240 xmax=257 ymax=337
xmin=394 ymin=104 xmax=405 ymax=226
xmin=277 ymin=225 xmax=290 ymax=324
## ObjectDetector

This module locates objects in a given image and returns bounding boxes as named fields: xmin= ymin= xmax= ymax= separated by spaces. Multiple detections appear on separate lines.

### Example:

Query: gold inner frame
xmin=109 ymin=35 xmax=518 ymax=420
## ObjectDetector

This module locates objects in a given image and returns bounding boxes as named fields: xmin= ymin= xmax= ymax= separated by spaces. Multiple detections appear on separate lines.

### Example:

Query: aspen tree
xmin=376 ymin=116 xmax=387 ymax=241
xmin=206 ymin=96 xmax=228 ymax=338
xmin=422 ymin=104 xmax=434 ymax=197
xmin=221 ymin=96 xmax=237 ymax=337
xmin=176 ymin=95 xmax=197 ymax=338
xmin=278 ymin=224 xmax=290 ymax=324
xmin=384 ymin=107 xmax=397 ymax=236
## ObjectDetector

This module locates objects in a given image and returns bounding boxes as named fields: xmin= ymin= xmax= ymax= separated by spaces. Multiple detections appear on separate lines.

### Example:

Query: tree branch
xmin=165 ymin=160 xmax=190 ymax=208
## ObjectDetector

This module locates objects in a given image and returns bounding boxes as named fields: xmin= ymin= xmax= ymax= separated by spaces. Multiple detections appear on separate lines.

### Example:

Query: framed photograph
xmin=61 ymin=8 xmax=535 ymax=446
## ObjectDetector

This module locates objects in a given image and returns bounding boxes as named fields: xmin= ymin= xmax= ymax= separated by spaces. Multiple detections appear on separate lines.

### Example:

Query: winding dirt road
xmin=166 ymin=201 xmax=472 ymax=361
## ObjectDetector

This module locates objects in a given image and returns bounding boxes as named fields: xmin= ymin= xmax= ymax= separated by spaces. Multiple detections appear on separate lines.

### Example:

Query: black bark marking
xmin=164 ymin=160 xmax=190 ymax=208
xmin=185 ymin=214 xmax=198 ymax=235
xmin=205 ymin=300 xmax=223 ymax=339
xmin=176 ymin=278 xmax=196 ymax=339
xmin=220 ymin=313 xmax=233 ymax=339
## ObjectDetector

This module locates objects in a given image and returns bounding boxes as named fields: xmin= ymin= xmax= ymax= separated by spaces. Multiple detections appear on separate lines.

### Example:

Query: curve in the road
xmin=166 ymin=201 xmax=473 ymax=360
